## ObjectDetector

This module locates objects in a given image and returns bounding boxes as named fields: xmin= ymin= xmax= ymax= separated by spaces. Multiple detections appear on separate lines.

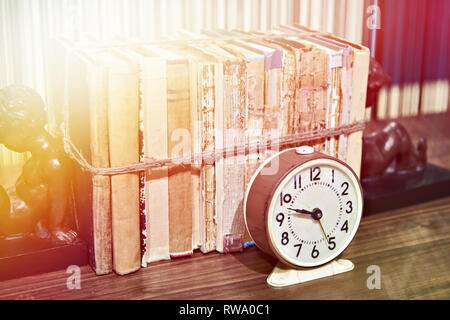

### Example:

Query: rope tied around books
xmin=63 ymin=120 xmax=365 ymax=176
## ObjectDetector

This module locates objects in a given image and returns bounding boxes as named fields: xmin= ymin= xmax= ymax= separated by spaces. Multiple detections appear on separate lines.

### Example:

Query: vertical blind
xmin=0 ymin=0 xmax=366 ymax=102
xmin=0 ymin=0 xmax=448 ymax=176
xmin=0 ymin=0 xmax=366 ymax=173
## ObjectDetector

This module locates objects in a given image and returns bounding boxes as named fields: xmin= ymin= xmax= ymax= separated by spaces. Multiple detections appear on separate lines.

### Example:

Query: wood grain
xmin=1 ymin=195 xmax=448 ymax=300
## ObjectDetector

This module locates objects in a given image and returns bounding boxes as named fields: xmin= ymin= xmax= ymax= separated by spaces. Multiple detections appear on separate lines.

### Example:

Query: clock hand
xmin=312 ymin=209 xmax=329 ymax=242
xmin=317 ymin=219 xmax=328 ymax=241
xmin=286 ymin=208 xmax=314 ymax=215
xmin=288 ymin=207 xmax=329 ymax=240
xmin=287 ymin=208 xmax=323 ymax=220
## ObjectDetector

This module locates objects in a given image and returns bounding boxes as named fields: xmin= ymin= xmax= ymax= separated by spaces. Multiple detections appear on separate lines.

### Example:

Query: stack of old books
xmin=51 ymin=25 xmax=370 ymax=275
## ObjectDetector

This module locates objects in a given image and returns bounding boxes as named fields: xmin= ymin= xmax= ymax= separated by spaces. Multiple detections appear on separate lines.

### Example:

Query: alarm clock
xmin=244 ymin=146 xmax=363 ymax=286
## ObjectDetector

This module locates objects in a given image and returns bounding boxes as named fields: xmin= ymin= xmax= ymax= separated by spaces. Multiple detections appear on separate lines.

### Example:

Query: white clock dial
xmin=267 ymin=158 xmax=362 ymax=267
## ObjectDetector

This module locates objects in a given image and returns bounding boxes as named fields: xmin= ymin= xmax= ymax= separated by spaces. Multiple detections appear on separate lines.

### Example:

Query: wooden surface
xmin=0 ymin=113 xmax=449 ymax=299
xmin=0 ymin=194 xmax=449 ymax=300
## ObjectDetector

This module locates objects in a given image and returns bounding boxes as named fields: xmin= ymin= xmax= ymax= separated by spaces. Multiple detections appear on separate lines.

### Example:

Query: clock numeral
xmin=311 ymin=245 xmax=320 ymax=259
xmin=280 ymin=192 xmax=292 ymax=206
xmin=294 ymin=243 xmax=302 ymax=257
xmin=327 ymin=236 xmax=336 ymax=250
xmin=293 ymin=174 xmax=301 ymax=189
xmin=276 ymin=213 xmax=285 ymax=227
xmin=281 ymin=232 xmax=289 ymax=246
xmin=310 ymin=166 xmax=321 ymax=181
xmin=331 ymin=169 xmax=335 ymax=183
xmin=345 ymin=200 xmax=353 ymax=213
xmin=341 ymin=220 xmax=349 ymax=233
xmin=341 ymin=182 xmax=349 ymax=196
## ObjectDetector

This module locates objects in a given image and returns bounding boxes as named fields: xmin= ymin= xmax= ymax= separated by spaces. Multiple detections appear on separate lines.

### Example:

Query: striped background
xmin=0 ymin=0 xmax=448 ymax=174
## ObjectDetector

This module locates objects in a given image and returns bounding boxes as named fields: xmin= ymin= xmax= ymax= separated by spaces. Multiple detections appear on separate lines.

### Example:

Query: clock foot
xmin=266 ymin=259 xmax=354 ymax=287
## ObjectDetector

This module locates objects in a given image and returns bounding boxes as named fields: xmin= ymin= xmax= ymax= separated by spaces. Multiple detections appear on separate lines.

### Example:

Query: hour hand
xmin=287 ymin=208 xmax=314 ymax=215
xmin=287 ymin=208 xmax=323 ymax=220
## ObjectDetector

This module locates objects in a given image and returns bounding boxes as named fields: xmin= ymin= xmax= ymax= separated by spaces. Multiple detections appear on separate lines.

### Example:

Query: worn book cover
xmin=63 ymin=47 xmax=114 ymax=275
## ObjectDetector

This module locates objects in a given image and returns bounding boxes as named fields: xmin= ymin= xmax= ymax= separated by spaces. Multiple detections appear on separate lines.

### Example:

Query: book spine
xmin=64 ymin=50 xmax=97 ymax=273
xmin=280 ymin=48 xmax=297 ymax=138
xmin=87 ymin=63 xmax=113 ymax=275
xmin=200 ymin=63 xmax=217 ymax=253
xmin=189 ymin=59 xmax=201 ymax=250
xmin=218 ymin=60 xmax=247 ymax=252
xmin=326 ymin=54 xmax=343 ymax=158
xmin=337 ymin=48 xmax=354 ymax=162
xmin=243 ymin=57 xmax=264 ymax=244
xmin=214 ymin=61 xmax=225 ymax=252
xmin=263 ymin=65 xmax=283 ymax=144
xmin=108 ymin=63 xmax=141 ymax=275
xmin=142 ymin=58 xmax=170 ymax=263
xmin=297 ymin=47 xmax=314 ymax=134
xmin=346 ymin=46 xmax=370 ymax=176
xmin=312 ymin=47 xmax=328 ymax=154
xmin=245 ymin=58 xmax=265 ymax=184
xmin=167 ymin=60 xmax=193 ymax=257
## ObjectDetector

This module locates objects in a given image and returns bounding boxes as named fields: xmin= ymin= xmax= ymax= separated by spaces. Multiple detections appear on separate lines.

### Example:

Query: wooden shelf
xmin=0 ymin=195 xmax=449 ymax=300
xmin=0 ymin=113 xmax=449 ymax=299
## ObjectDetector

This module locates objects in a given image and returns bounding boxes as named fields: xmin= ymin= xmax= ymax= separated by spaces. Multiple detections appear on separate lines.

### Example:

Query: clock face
xmin=267 ymin=158 xmax=362 ymax=268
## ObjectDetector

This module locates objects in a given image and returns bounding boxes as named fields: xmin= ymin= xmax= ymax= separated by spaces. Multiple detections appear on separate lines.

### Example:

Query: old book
xmin=244 ymin=31 xmax=301 ymax=139
xmin=188 ymin=54 xmax=202 ymax=252
xmin=344 ymin=45 xmax=369 ymax=176
xmin=86 ymin=49 xmax=141 ymax=275
xmin=173 ymin=44 xmax=221 ymax=253
xmin=230 ymin=31 xmax=284 ymax=164
xmin=204 ymin=31 xmax=266 ymax=188
xmin=83 ymin=53 xmax=113 ymax=275
xmin=120 ymin=46 xmax=171 ymax=265
xmin=315 ymin=33 xmax=370 ymax=175
xmin=207 ymin=33 xmax=266 ymax=249
xmin=290 ymin=24 xmax=370 ymax=175
xmin=149 ymin=46 xmax=193 ymax=258
xmin=274 ymin=27 xmax=344 ymax=157
xmin=167 ymin=40 xmax=202 ymax=251
xmin=170 ymin=43 xmax=219 ymax=253
xmin=192 ymin=41 xmax=247 ymax=253
xmin=63 ymin=47 xmax=113 ymax=275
